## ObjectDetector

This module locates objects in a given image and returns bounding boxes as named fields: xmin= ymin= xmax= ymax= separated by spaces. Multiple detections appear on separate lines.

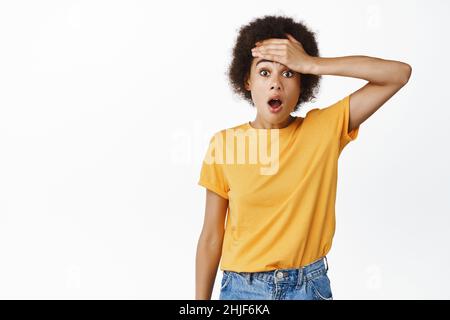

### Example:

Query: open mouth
xmin=268 ymin=99 xmax=283 ymax=113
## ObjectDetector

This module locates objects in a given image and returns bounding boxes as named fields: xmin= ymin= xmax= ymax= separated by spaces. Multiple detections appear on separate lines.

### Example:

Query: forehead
xmin=253 ymin=58 xmax=287 ymax=68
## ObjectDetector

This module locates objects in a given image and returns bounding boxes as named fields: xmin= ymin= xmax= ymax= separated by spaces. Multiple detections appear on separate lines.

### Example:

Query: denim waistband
xmin=226 ymin=256 xmax=329 ymax=287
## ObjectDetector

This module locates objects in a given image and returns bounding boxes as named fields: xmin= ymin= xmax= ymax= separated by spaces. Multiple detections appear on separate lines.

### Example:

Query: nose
xmin=270 ymin=75 xmax=282 ymax=90
xmin=270 ymin=82 xmax=281 ymax=90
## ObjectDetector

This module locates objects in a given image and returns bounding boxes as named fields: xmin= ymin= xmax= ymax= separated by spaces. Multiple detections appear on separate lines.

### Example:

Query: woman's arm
xmin=311 ymin=55 xmax=411 ymax=132
xmin=252 ymin=34 xmax=412 ymax=131
xmin=310 ymin=55 xmax=412 ymax=131
xmin=311 ymin=55 xmax=411 ymax=85
xmin=195 ymin=189 xmax=228 ymax=300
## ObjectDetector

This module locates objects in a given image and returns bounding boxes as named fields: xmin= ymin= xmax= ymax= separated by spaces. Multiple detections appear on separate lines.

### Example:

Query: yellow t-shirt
xmin=198 ymin=95 xmax=359 ymax=272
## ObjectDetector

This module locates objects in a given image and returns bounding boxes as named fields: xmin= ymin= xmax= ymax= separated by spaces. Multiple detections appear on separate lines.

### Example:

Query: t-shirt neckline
xmin=245 ymin=116 xmax=300 ymax=135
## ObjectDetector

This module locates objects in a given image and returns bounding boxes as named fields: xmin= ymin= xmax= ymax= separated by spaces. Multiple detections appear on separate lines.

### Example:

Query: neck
xmin=250 ymin=115 xmax=295 ymax=129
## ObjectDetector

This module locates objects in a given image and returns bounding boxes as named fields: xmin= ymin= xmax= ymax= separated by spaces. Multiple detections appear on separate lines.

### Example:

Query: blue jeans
xmin=219 ymin=257 xmax=333 ymax=300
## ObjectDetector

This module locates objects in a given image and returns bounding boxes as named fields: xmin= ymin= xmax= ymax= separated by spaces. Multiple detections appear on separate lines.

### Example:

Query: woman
xmin=195 ymin=15 xmax=411 ymax=300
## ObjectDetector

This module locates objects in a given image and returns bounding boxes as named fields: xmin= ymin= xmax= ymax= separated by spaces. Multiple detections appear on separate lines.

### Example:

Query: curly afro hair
xmin=227 ymin=15 xmax=321 ymax=112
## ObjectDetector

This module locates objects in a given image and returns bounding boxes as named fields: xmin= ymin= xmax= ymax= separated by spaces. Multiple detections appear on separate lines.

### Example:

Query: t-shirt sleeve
xmin=323 ymin=94 xmax=360 ymax=153
xmin=197 ymin=132 xmax=230 ymax=199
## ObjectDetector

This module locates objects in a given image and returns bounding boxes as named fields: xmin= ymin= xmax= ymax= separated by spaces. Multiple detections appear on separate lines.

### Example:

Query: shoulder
xmin=304 ymin=95 xmax=350 ymax=119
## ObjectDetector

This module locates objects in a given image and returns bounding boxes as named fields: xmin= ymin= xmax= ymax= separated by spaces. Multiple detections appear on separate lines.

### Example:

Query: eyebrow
xmin=255 ymin=59 xmax=287 ymax=68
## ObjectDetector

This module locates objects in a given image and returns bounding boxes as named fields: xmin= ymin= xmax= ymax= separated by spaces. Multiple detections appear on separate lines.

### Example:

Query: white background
xmin=0 ymin=0 xmax=449 ymax=299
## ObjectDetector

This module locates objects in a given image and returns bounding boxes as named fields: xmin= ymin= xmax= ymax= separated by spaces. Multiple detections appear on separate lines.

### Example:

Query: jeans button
xmin=276 ymin=271 xmax=284 ymax=279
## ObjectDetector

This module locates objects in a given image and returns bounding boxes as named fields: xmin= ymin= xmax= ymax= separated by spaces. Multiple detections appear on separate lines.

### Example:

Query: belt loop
xmin=324 ymin=256 xmax=329 ymax=271
xmin=244 ymin=272 xmax=252 ymax=285
xmin=273 ymin=269 xmax=279 ymax=285
xmin=297 ymin=267 xmax=304 ymax=287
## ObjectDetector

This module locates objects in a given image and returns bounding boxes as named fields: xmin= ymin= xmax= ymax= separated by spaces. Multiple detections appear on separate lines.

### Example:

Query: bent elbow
xmin=400 ymin=62 xmax=412 ymax=85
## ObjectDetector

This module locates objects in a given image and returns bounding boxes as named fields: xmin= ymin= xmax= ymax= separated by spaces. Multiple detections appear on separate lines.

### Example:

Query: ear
xmin=244 ymin=72 xmax=251 ymax=91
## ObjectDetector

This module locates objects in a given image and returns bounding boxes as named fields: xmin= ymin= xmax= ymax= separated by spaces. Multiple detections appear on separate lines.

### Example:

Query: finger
xmin=252 ymin=51 xmax=284 ymax=63
xmin=285 ymin=33 xmax=300 ymax=44
xmin=254 ymin=44 xmax=288 ymax=51
xmin=252 ymin=48 xmax=285 ymax=57
xmin=256 ymin=48 xmax=285 ymax=55
xmin=256 ymin=39 xmax=289 ymax=46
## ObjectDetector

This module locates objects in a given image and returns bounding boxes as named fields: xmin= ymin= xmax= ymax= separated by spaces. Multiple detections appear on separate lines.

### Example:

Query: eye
xmin=283 ymin=70 xmax=294 ymax=78
xmin=258 ymin=69 xmax=295 ymax=78
xmin=259 ymin=69 xmax=269 ymax=77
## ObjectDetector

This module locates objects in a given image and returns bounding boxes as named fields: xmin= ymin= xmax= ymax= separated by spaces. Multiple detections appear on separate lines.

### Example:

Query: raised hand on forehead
xmin=251 ymin=33 xmax=316 ymax=75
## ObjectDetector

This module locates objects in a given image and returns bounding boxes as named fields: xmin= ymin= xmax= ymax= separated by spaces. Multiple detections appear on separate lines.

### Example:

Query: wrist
xmin=307 ymin=56 xmax=320 ymax=75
